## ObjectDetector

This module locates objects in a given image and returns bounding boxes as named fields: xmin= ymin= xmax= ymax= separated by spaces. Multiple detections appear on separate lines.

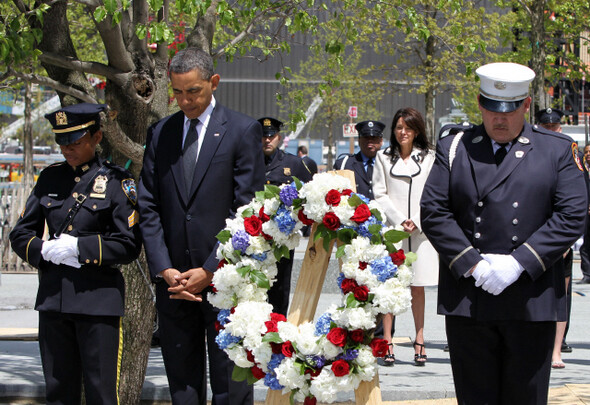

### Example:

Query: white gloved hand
xmin=470 ymin=260 xmax=491 ymax=287
xmin=41 ymin=239 xmax=59 ymax=262
xmin=480 ymin=253 xmax=525 ymax=295
xmin=62 ymin=255 xmax=82 ymax=269
xmin=45 ymin=234 xmax=79 ymax=265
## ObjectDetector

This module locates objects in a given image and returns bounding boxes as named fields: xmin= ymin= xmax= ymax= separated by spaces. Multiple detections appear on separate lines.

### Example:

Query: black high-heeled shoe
xmin=382 ymin=343 xmax=395 ymax=367
xmin=413 ymin=341 xmax=427 ymax=366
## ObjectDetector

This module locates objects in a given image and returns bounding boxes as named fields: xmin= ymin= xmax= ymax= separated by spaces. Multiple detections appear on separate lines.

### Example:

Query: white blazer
xmin=373 ymin=147 xmax=438 ymax=286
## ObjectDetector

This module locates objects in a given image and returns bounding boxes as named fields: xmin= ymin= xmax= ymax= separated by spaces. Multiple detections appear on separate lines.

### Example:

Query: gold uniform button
xmin=93 ymin=259 xmax=98 ymax=264
xmin=67 ymin=225 xmax=73 ymax=231
xmin=92 ymin=204 xmax=97 ymax=209
xmin=73 ymin=192 xmax=78 ymax=198
xmin=85 ymin=259 xmax=90 ymax=264
xmin=47 ymin=202 xmax=51 ymax=206
xmin=74 ymin=177 xmax=81 ymax=183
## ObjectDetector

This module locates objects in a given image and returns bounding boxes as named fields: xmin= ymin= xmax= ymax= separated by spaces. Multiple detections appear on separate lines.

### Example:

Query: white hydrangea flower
xmin=275 ymin=357 xmax=308 ymax=390
xmin=309 ymin=369 xmax=339 ymax=403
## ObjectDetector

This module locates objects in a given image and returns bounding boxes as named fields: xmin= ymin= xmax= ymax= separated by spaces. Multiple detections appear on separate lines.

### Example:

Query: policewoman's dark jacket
xmin=420 ymin=123 xmax=587 ymax=322
xmin=9 ymin=156 xmax=141 ymax=316
xmin=265 ymin=149 xmax=312 ymax=186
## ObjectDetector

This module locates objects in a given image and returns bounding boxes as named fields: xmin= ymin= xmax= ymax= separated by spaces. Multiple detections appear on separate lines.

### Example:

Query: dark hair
xmin=298 ymin=145 xmax=308 ymax=154
xmin=387 ymin=107 xmax=432 ymax=161
xmin=168 ymin=48 xmax=214 ymax=80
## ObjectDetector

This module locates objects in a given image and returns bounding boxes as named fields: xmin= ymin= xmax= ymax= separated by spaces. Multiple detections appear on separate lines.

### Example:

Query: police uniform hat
xmin=535 ymin=108 xmax=564 ymax=124
xmin=355 ymin=120 xmax=385 ymax=137
xmin=258 ymin=117 xmax=283 ymax=137
xmin=45 ymin=103 xmax=107 ymax=145
xmin=476 ymin=62 xmax=536 ymax=113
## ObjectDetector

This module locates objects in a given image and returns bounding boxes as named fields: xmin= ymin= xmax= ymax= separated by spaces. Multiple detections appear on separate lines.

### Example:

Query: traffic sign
xmin=343 ymin=123 xmax=358 ymax=138
xmin=348 ymin=106 xmax=357 ymax=118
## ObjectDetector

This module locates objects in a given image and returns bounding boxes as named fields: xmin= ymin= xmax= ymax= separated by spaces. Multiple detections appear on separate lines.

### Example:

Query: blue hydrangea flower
xmin=357 ymin=216 xmax=379 ymax=238
xmin=340 ymin=349 xmax=359 ymax=361
xmin=268 ymin=353 xmax=286 ymax=371
xmin=274 ymin=206 xmax=297 ymax=234
xmin=252 ymin=252 xmax=267 ymax=261
xmin=231 ymin=230 xmax=250 ymax=254
xmin=354 ymin=192 xmax=371 ymax=204
xmin=217 ymin=309 xmax=231 ymax=326
xmin=215 ymin=330 xmax=241 ymax=350
xmin=336 ymin=272 xmax=345 ymax=290
xmin=264 ymin=372 xmax=284 ymax=390
xmin=314 ymin=312 xmax=333 ymax=336
xmin=311 ymin=355 xmax=326 ymax=368
xmin=279 ymin=184 xmax=299 ymax=206
xmin=369 ymin=256 xmax=397 ymax=282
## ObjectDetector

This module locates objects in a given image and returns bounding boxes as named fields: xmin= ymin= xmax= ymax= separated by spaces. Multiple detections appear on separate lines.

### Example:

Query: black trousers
xmin=38 ymin=311 xmax=122 ymax=405
xmin=157 ymin=294 xmax=253 ymax=405
xmin=267 ymin=253 xmax=294 ymax=316
xmin=446 ymin=316 xmax=554 ymax=405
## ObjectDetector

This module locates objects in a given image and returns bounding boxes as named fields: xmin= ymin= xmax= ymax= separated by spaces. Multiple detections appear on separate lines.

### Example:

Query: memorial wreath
xmin=209 ymin=172 xmax=414 ymax=404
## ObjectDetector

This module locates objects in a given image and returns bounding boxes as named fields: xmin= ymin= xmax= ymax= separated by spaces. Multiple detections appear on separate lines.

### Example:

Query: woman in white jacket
xmin=373 ymin=107 xmax=439 ymax=366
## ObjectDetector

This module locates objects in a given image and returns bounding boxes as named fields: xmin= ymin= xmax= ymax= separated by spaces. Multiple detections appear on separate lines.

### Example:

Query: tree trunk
xmin=529 ymin=0 xmax=549 ymax=115
xmin=424 ymin=33 xmax=436 ymax=144
xmin=22 ymin=79 xmax=34 ymax=188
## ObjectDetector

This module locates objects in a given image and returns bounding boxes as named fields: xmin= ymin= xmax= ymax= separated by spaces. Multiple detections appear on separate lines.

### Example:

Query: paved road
xmin=1 ymin=241 xmax=589 ymax=403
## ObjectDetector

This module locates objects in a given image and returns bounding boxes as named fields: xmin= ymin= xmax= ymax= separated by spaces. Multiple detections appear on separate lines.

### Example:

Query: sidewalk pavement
xmin=1 ymin=239 xmax=589 ymax=404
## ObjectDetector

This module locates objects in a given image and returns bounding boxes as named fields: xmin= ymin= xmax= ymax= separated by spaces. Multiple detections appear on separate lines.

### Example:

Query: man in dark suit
xmin=421 ymin=62 xmax=587 ymax=404
xmin=138 ymin=48 xmax=265 ymax=405
xmin=297 ymin=145 xmax=318 ymax=175
xmin=260 ymin=117 xmax=312 ymax=315
xmin=333 ymin=120 xmax=384 ymax=200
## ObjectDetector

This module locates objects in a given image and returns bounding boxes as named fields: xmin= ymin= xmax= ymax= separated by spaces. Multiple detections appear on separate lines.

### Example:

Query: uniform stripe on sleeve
xmin=523 ymin=243 xmax=546 ymax=272
xmin=25 ymin=237 xmax=36 ymax=264
xmin=115 ymin=317 xmax=123 ymax=405
xmin=449 ymin=246 xmax=474 ymax=269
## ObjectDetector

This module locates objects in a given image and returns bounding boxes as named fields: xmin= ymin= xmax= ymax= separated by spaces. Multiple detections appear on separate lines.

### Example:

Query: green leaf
xmin=217 ymin=229 xmax=232 ymax=244
xmin=94 ymin=6 xmax=107 ymax=22
xmin=112 ymin=11 xmax=122 ymax=25
xmin=232 ymin=365 xmax=250 ymax=382
xmin=347 ymin=194 xmax=363 ymax=207
xmin=104 ymin=0 xmax=118 ymax=13
xmin=242 ymin=207 xmax=254 ymax=218
xmin=294 ymin=176 xmax=303 ymax=189
xmin=405 ymin=251 xmax=418 ymax=266
xmin=335 ymin=244 xmax=346 ymax=259
xmin=371 ymin=209 xmax=383 ymax=222
xmin=249 ymin=269 xmax=270 ymax=289
xmin=262 ymin=332 xmax=283 ymax=343
xmin=337 ymin=228 xmax=356 ymax=244
xmin=236 ymin=265 xmax=250 ymax=278
xmin=383 ymin=229 xmax=410 ymax=244
xmin=345 ymin=293 xmax=361 ymax=308
xmin=135 ymin=23 xmax=147 ymax=40
xmin=265 ymin=184 xmax=281 ymax=196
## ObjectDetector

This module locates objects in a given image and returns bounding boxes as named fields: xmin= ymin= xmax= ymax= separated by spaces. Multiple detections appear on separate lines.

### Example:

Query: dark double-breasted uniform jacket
xmin=334 ymin=152 xmax=374 ymax=199
xmin=9 ymin=156 xmax=141 ymax=316
xmin=265 ymin=149 xmax=312 ymax=186
xmin=420 ymin=123 xmax=587 ymax=322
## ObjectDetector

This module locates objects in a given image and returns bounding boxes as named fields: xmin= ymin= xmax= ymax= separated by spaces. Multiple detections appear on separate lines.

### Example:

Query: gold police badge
xmin=56 ymin=111 xmax=68 ymax=126
xmin=93 ymin=175 xmax=108 ymax=194
xmin=284 ymin=167 xmax=291 ymax=176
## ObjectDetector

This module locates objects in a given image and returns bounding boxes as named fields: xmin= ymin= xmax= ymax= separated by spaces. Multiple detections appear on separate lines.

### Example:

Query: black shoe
xmin=576 ymin=277 xmax=590 ymax=284
xmin=561 ymin=343 xmax=573 ymax=353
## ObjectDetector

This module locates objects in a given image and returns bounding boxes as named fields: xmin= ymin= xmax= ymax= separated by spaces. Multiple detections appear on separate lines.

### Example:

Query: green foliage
xmin=0 ymin=3 xmax=48 ymax=67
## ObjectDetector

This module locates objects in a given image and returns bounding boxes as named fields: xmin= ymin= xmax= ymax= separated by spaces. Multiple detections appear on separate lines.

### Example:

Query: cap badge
xmin=56 ymin=111 xmax=68 ymax=126
xmin=472 ymin=136 xmax=483 ymax=143
xmin=494 ymin=81 xmax=507 ymax=90
xmin=93 ymin=175 xmax=108 ymax=194
xmin=368 ymin=122 xmax=374 ymax=127
xmin=263 ymin=118 xmax=271 ymax=127
xmin=518 ymin=136 xmax=530 ymax=144
xmin=547 ymin=108 xmax=552 ymax=114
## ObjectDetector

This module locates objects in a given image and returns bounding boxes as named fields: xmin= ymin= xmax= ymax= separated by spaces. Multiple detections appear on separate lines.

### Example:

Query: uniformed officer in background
xmin=10 ymin=103 xmax=141 ymax=405
xmin=421 ymin=63 xmax=587 ymax=404
xmin=259 ymin=117 xmax=312 ymax=315
xmin=333 ymin=120 xmax=384 ymax=200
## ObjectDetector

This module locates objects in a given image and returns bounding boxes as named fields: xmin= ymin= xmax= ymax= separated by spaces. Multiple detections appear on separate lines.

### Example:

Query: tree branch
xmin=7 ymin=68 xmax=97 ymax=103
xmin=94 ymin=15 xmax=136 ymax=73
xmin=39 ymin=52 xmax=130 ymax=87
xmin=101 ymin=111 xmax=145 ymax=173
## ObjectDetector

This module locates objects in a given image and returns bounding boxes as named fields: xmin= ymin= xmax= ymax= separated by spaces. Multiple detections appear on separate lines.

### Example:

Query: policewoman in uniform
xmin=333 ymin=120 xmax=384 ymax=200
xmin=420 ymin=63 xmax=587 ymax=404
xmin=259 ymin=117 xmax=312 ymax=315
xmin=10 ymin=103 xmax=141 ymax=405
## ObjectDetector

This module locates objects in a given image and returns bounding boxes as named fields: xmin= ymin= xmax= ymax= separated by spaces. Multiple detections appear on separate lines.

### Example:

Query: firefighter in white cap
xmin=420 ymin=62 xmax=587 ymax=404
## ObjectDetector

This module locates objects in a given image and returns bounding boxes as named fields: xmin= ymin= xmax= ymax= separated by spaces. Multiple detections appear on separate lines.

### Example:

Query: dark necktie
xmin=183 ymin=118 xmax=200 ymax=192
xmin=366 ymin=158 xmax=374 ymax=179
xmin=495 ymin=143 xmax=508 ymax=165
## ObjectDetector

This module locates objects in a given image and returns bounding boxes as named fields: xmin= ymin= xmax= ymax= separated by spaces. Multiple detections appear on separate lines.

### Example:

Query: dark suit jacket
xmin=301 ymin=155 xmax=318 ymax=175
xmin=138 ymin=104 xmax=265 ymax=313
xmin=420 ymin=123 xmax=587 ymax=322
xmin=333 ymin=152 xmax=374 ymax=199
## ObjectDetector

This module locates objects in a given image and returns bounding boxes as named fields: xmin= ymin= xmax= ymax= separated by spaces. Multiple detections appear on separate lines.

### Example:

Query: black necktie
xmin=183 ymin=119 xmax=200 ymax=192
xmin=366 ymin=158 xmax=374 ymax=179
xmin=495 ymin=143 xmax=508 ymax=165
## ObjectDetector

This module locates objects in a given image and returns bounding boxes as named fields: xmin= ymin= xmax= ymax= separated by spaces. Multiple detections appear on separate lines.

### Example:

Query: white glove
xmin=480 ymin=253 xmax=525 ymax=295
xmin=43 ymin=234 xmax=80 ymax=266
xmin=469 ymin=260 xmax=491 ymax=287
xmin=41 ymin=239 xmax=59 ymax=262
xmin=62 ymin=255 xmax=82 ymax=269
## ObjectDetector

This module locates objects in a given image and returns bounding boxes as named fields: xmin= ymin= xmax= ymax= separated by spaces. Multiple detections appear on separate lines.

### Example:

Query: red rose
xmin=358 ymin=261 xmax=368 ymax=270
xmin=304 ymin=368 xmax=321 ymax=378
xmin=340 ymin=278 xmax=358 ymax=294
xmin=325 ymin=189 xmax=341 ymax=206
xmin=304 ymin=396 xmax=318 ymax=405
xmin=265 ymin=321 xmax=278 ymax=333
xmin=210 ymin=283 xmax=218 ymax=293
xmin=370 ymin=338 xmax=389 ymax=357
xmin=298 ymin=209 xmax=314 ymax=226
xmin=270 ymin=313 xmax=287 ymax=323
xmin=251 ymin=365 xmax=266 ymax=380
xmin=350 ymin=329 xmax=364 ymax=343
xmin=244 ymin=215 xmax=262 ymax=236
xmin=342 ymin=189 xmax=353 ymax=196
xmin=261 ymin=231 xmax=273 ymax=241
xmin=322 ymin=212 xmax=341 ymax=230
xmin=331 ymin=359 xmax=350 ymax=377
xmin=281 ymin=341 xmax=295 ymax=357
xmin=353 ymin=285 xmax=369 ymax=301
xmin=350 ymin=204 xmax=371 ymax=223
xmin=214 ymin=321 xmax=222 ymax=332
xmin=390 ymin=249 xmax=406 ymax=266
xmin=270 ymin=342 xmax=282 ymax=354
xmin=246 ymin=350 xmax=255 ymax=363
xmin=259 ymin=207 xmax=270 ymax=222
xmin=217 ymin=259 xmax=227 ymax=269
xmin=326 ymin=327 xmax=348 ymax=347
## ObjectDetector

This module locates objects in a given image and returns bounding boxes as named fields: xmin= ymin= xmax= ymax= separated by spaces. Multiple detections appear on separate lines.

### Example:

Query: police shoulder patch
xmin=572 ymin=143 xmax=583 ymax=172
xmin=121 ymin=178 xmax=137 ymax=205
